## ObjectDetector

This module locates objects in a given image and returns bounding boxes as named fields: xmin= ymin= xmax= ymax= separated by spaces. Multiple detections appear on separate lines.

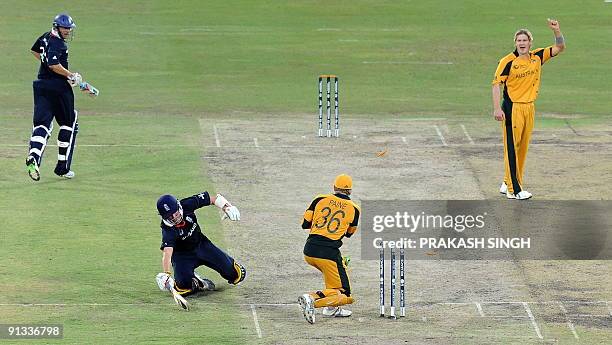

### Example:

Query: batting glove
xmin=223 ymin=205 xmax=241 ymax=221
xmin=67 ymin=72 xmax=82 ymax=87
xmin=214 ymin=194 xmax=241 ymax=221
xmin=155 ymin=272 xmax=174 ymax=291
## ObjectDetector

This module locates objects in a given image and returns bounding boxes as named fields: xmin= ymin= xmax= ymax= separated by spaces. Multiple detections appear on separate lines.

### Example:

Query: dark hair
xmin=334 ymin=187 xmax=351 ymax=195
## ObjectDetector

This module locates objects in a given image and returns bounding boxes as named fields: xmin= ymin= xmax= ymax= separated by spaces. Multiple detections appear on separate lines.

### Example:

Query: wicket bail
xmin=318 ymin=74 xmax=339 ymax=137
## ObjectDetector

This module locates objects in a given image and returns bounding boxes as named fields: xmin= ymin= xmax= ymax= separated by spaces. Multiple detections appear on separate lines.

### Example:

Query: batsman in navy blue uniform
xmin=155 ymin=191 xmax=246 ymax=299
xmin=26 ymin=13 xmax=89 ymax=181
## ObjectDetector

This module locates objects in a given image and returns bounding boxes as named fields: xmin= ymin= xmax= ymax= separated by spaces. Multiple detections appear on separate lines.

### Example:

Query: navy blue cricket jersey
xmin=160 ymin=192 xmax=212 ymax=253
xmin=31 ymin=31 xmax=69 ymax=81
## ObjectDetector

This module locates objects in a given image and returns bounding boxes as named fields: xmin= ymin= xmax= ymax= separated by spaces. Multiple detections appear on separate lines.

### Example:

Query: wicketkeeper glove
xmin=214 ymin=194 xmax=241 ymax=221
xmin=342 ymin=256 xmax=351 ymax=267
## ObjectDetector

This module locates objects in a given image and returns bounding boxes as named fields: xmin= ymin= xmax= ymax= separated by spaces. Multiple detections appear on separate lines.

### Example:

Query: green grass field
xmin=1 ymin=1 xmax=610 ymax=344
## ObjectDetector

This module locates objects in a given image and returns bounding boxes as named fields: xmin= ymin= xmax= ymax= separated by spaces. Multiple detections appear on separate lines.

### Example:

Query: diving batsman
xmin=155 ymin=191 xmax=246 ymax=309
xmin=298 ymin=174 xmax=360 ymax=324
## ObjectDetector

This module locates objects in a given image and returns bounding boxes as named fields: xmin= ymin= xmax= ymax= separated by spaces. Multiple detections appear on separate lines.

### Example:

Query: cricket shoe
xmin=499 ymin=182 xmax=508 ymax=194
xmin=26 ymin=156 xmax=40 ymax=181
xmin=193 ymin=273 xmax=215 ymax=291
xmin=298 ymin=294 xmax=316 ymax=324
xmin=59 ymin=171 xmax=75 ymax=179
xmin=514 ymin=190 xmax=533 ymax=200
xmin=322 ymin=306 xmax=352 ymax=317
xmin=54 ymin=165 xmax=75 ymax=179
xmin=506 ymin=190 xmax=532 ymax=200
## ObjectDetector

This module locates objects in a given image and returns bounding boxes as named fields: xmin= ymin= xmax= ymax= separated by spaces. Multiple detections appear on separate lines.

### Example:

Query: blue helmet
xmin=53 ymin=13 xmax=76 ymax=29
xmin=52 ymin=14 xmax=76 ymax=41
xmin=157 ymin=194 xmax=183 ymax=227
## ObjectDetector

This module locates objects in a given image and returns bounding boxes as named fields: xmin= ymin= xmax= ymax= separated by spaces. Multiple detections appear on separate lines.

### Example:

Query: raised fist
xmin=547 ymin=18 xmax=560 ymax=32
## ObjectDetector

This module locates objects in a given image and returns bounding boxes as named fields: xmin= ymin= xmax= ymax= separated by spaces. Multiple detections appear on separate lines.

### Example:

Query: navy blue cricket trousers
xmin=172 ymin=237 xmax=238 ymax=289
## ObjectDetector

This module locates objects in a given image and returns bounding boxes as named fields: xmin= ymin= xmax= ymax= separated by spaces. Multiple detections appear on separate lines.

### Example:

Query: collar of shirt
xmin=334 ymin=193 xmax=351 ymax=200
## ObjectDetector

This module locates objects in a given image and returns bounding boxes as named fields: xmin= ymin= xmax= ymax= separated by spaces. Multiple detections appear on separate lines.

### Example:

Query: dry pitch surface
xmin=200 ymin=115 xmax=612 ymax=344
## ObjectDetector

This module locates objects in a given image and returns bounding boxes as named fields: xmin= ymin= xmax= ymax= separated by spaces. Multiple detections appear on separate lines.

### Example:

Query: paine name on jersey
xmin=304 ymin=193 xmax=360 ymax=247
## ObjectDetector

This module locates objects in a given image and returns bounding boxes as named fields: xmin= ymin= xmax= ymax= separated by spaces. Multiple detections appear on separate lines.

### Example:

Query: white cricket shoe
xmin=298 ymin=294 xmax=315 ymax=324
xmin=59 ymin=171 xmax=75 ymax=179
xmin=499 ymin=182 xmax=508 ymax=194
xmin=506 ymin=192 xmax=515 ymax=199
xmin=322 ymin=306 xmax=352 ymax=317
xmin=514 ymin=190 xmax=533 ymax=200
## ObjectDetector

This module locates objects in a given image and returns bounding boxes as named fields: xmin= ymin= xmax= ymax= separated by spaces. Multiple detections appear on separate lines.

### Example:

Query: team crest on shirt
xmin=179 ymin=223 xmax=197 ymax=240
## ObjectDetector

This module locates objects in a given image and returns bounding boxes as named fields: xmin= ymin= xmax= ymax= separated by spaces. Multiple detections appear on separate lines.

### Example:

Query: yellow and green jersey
xmin=302 ymin=193 xmax=360 ymax=248
xmin=492 ymin=47 xmax=554 ymax=103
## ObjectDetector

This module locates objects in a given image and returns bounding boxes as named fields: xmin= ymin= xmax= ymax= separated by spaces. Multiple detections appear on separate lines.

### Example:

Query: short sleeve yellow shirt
xmin=492 ymin=47 xmax=554 ymax=103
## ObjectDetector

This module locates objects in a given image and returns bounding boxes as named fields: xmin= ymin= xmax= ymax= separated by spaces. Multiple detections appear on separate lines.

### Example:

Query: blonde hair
xmin=514 ymin=29 xmax=533 ymax=42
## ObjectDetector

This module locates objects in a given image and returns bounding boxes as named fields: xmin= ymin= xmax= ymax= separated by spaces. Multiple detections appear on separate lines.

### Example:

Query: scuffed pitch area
xmin=200 ymin=115 xmax=612 ymax=344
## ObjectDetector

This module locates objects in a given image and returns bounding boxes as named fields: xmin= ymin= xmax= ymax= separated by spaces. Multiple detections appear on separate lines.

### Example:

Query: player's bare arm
xmin=31 ymin=51 xmax=40 ymax=60
xmin=48 ymin=64 xmax=82 ymax=87
xmin=47 ymin=64 xmax=95 ymax=95
xmin=162 ymin=247 xmax=173 ymax=273
xmin=48 ymin=63 xmax=73 ymax=78
xmin=547 ymin=18 xmax=565 ymax=56
xmin=492 ymin=83 xmax=505 ymax=121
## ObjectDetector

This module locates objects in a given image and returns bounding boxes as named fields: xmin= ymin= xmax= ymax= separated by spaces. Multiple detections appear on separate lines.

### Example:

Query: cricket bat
xmin=169 ymin=286 xmax=190 ymax=311
xmin=79 ymin=81 xmax=99 ymax=97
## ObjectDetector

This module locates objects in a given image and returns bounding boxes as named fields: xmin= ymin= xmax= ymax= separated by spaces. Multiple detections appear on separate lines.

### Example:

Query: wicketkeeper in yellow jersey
xmin=492 ymin=19 xmax=565 ymax=200
xmin=298 ymin=174 xmax=360 ymax=324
